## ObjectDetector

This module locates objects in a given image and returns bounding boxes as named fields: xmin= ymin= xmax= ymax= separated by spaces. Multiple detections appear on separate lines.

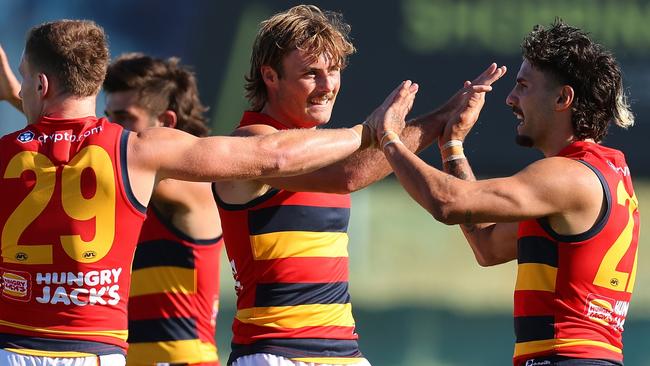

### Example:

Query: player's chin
xmin=306 ymin=110 xmax=333 ymax=126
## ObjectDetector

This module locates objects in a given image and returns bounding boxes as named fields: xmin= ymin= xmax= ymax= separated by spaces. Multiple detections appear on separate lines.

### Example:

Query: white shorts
xmin=231 ymin=353 xmax=371 ymax=366
xmin=0 ymin=349 xmax=125 ymax=366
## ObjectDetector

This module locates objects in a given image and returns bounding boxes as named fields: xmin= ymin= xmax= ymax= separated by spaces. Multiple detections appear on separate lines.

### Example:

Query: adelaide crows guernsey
xmin=128 ymin=205 xmax=223 ymax=365
xmin=215 ymin=112 xmax=363 ymax=365
xmin=513 ymin=141 xmax=639 ymax=365
xmin=0 ymin=116 xmax=146 ymax=356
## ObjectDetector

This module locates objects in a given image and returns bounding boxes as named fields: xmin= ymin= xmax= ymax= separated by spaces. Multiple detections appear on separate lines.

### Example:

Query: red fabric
xmin=0 ymin=117 xmax=145 ymax=351
xmin=513 ymin=141 xmax=638 ymax=364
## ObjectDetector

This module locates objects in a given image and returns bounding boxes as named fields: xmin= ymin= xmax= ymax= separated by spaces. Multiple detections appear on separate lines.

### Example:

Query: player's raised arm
xmin=0 ymin=44 xmax=22 ymax=112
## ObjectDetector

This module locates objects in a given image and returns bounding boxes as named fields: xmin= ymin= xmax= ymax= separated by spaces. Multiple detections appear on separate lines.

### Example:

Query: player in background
xmin=104 ymin=53 xmax=224 ymax=366
xmin=0 ymin=19 xmax=414 ymax=366
xmin=374 ymin=20 xmax=637 ymax=366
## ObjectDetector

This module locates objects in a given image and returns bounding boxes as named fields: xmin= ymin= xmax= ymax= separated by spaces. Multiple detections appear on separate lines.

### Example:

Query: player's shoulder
xmin=232 ymin=123 xmax=278 ymax=137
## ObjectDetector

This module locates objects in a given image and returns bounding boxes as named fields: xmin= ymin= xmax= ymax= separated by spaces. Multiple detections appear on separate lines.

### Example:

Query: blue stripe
xmin=228 ymin=338 xmax=362 ymax=365
xmin=0 ymin=334 xmax=124 ymax=356
xmin=132 ymin=240 xmax=194 ymax=270
xmin=255 ymin=282 xmax=350 ymax=307
xmin=120 ymin=129 xmax=147 ymax=214
xmin=248 ymin=206 xmax=349 ymax=235
xmin=514 ymin=315 xmax=555 ymax=343
xmin=517 ymin=236 xmax=558 ymax=267
xmin=128 ymin=317 xmax=197 ymax=343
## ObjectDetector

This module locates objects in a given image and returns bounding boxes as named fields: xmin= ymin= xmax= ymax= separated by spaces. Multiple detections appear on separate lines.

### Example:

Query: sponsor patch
xmin=0 ymin=269 xmax=32 ymax=301
xmin=16 ymin=131 xmax=35 ymax=143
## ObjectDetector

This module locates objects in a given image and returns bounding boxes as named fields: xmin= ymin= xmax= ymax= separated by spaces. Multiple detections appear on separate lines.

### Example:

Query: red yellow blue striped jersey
xmin=127 ymin=206 xmax=223 ymax=365
xmin=215 ymin=112 xmax=363 ymax=365
xmin=513 ymin=141 xmax=638 ymax=365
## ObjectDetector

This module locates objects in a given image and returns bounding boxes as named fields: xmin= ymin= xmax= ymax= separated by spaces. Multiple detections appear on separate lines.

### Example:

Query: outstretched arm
xmin=259 ymin=64 xmax=507 ymax=193
xmin=0 ymin=44 xmax=22 ymax=112
xmin=128 ymin=80 xmax=419 ymax=205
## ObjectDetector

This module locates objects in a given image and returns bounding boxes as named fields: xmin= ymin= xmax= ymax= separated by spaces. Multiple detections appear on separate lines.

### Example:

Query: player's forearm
xmin=310 ymin=111 xmax=446 ymax=192
xmin=441 ymin=151 xmax=508 ymax=266
xmin=0 ymin=49 xmax=22 ymax=113
xmin=462 ymin=224 xmax=513 ymax=267
xmin=382 ymin=139 xmax=466 ymax=223
xmin=258 ymin=126 xmax=364 ymax=178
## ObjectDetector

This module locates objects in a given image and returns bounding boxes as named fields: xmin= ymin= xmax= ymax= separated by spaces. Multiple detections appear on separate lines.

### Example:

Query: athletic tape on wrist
xmin=443 ymin=154 xmax=467 ymax=163
xmin=441 ymin=139 xmax=463 ymax=150
xmin=380 ymin=131 xmax=399 ymax=148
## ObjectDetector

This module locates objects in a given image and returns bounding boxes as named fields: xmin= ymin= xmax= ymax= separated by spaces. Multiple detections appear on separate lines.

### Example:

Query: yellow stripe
xmin=292 ymin=357 xmax=366 ymax=364
xmin=126 ymin=340 xmax=217 ymax=365
xmin=514 ymin=338 xmax=622 ymax=357
xmin=0 ymin=319 xmax=127 ymax=341
xmin=515 ymin=263 xmax=557 ymax=292
xmin=5 ymin=348 xmax=95 ymax=357
xmin=236 ymin=303 xmax=354 ymax=328
xmin=250 ymin=231 xmax=348 ymax=260
xmin=130 ymin=266 xmax=196 ymax=297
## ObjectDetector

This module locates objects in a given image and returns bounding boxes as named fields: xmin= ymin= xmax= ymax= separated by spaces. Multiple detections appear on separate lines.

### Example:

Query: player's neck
xmin=259 ymin=103 xmax=297 ymax=129
xmin=41 ymin=95 xmax=97 ymax=121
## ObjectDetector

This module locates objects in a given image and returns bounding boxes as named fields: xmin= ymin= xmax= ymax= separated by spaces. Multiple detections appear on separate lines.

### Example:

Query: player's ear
xmin=37 ymin=73 xmax=49 ymax=99
xmin=555 ymin=85 xmax=574 ymax=111
xmin=261 ymin=65 xmax=278 ymax=87
xmin=158 ymin=110 xmax=177 ymax=129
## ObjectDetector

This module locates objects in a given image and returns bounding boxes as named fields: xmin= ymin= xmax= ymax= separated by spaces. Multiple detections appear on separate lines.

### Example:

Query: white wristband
xmin=442 ymin=154 xmax=467 ymax=163
xmin=382 ymin=139 xmax=404 ymax=150
xmin=441 ymin=139 xmax=463 ymax=150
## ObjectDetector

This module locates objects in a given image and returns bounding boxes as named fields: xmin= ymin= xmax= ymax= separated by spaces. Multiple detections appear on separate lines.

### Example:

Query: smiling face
xmin=263 ymin=49 xmax=341 ymax=129
xmin=506 ymin=59 xmax=559 ymax=148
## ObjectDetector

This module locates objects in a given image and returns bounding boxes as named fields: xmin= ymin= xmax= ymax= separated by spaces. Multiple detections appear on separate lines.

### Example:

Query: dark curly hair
xmin=103 ymin=53 xmax=210 ymax=137
xmin=26 ymin=20 xmax=109 ymax=97
xmin=245 ymin=5 xmax=356 ymax=111
xmin=521 ymin=19 xmax=634 ymax=142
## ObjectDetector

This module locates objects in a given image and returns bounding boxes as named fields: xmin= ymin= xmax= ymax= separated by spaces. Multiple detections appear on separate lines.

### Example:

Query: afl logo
xmin=15 ymin=252 xmax=28 ymax=261
xmin=82 ymin=251 xmax=97 ymax=259
xmin=17 ymin=131 xmax=35 ymax=143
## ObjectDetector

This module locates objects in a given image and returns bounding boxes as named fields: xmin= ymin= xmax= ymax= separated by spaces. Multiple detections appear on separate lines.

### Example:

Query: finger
xmin=382 ymin=80 xmax=410 ymax=108
xmin=471 ymin=85 xmax=493 ymax=93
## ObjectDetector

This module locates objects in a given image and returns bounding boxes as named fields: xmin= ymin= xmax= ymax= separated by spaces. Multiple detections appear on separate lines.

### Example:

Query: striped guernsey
xmin=215 ymin=112 xmax=363 ymax=365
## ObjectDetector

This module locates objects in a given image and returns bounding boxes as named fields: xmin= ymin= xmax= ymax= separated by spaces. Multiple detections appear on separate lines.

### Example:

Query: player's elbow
xmin=428 ymin=198 xmax=464 ymax=225
xmin=474 ymin=252 xmax=502 ymax=267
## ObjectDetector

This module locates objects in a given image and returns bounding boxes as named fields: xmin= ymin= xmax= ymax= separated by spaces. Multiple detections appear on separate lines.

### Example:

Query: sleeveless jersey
xmin=0 ymin=116 xmax=146 ymax=356
xmin=513 ymin=141 xmax=639 ymax=365
xmin=215 ymin=112 xmax=363 ymax=365
xmin=127 ymin=205 xmax=223 ymax=366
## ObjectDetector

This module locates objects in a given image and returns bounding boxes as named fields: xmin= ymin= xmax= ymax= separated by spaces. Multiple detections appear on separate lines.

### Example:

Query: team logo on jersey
xmin=14 ymin=252 xmax=28 ymax=261
xmin=0 ymin=269 xmax=32 ymax=301
xmin=17 ymin=131 xmax=35 ymax=143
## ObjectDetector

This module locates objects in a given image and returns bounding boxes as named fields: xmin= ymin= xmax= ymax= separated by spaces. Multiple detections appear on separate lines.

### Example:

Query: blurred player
xmin=375 ymin=20 xmax=637 ymax=366
xmin=213 ymin=5 xmax=506 ymax=366
xmin=0 ymin=19 xmax=413 ymax=366
xmin=104 ymin=53 xmax=223 ymax=366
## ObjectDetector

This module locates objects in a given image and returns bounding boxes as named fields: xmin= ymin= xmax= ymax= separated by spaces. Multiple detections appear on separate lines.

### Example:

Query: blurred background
xmin=1 ymin=0 xmax=648 ymax=364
